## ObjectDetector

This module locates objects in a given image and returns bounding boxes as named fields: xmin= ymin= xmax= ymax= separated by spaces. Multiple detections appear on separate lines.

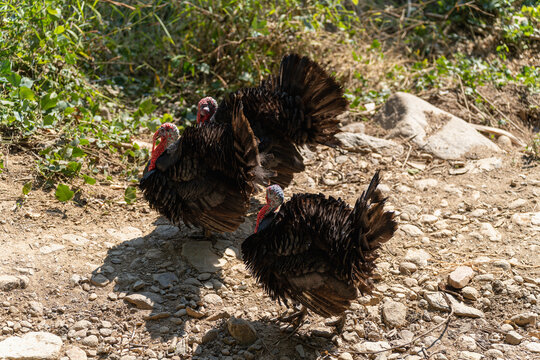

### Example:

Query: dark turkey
xmin=197 ymin=53 xmax=348 ymax=188
xmin=139 ymin=101 xmax=263 ymax=234
xmin=241 ymin=171 xmax=397 ymax=330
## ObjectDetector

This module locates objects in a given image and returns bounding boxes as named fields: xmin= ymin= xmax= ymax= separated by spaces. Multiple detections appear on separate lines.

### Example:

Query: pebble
xmin=420 ymin=214 xmax=438 ymax=224
xmin=107 ymin=292 xmax=117 ymax=301
xmin=65 ymin=346 xmax=87 ymax=360
xmin=88 ymin=293 xmax=97 ymax=301
xmin=72 ymin=320 xmax=91 ymax=331
xmin=508 ymin=198 xmax=527 ymax=209
xmin=202 ymin=329 xmax=219 ymax=344
xmin=448 ymin=266 xmax=474 ymax=289
xmin=414 ymin=179 xmax=438 ymax=191
xmin=480 ymin=223 xmax=501 ymax=241
xmin=493 ymin=260 xmax=511 ymax=270
xmin=485 ymin=349 xmax=504 ymax=358
xmin=404 ymin=249 xmax=431 ymax=267
xmin=512 ymin=213 xmax=531 ymax=226
xmin=462 ymin=287 xmax=479 ymax=301
xmin=0 ymin=332 xmax=63 ymax=359
xmin=524 ymin=342 xmax=540 ymax=353
xmin=295 ymin=344 xmax=305 ymax=358
xmin=505 ymin=330 xmax=523 ymax=345
xmin=381 ymin=301 xmax=407 ymax=328
xmin=0 ymin=275 xmax=29 ymax=291
xmin=354 ymin=341 xmax=390 ymax=353
xmin=458 ymin=335 xmax=477 ymax=351
xmin=500 ymin=323 xmax=514 ymax=332
xmin=475 ymin=274 xmax=494 ymax=282
xmin=203 ymin=294 xmax=223 ymax=306
xmin=124 ymin=293 xmax=161 ymax=310
xmin=90 ymin=274 xmax=110 ymax=287
xmin=400 ymin=225 xmax=424 ymax=237
xmin=153 ymin=272 xmax=178 ymax=288
xmin=458 ymin=351 xmax=483 ymax=360
xmin=186 ymin=307 xmax=205 ymax=319
xmin=198 ymin=273 xmax=212 ymax=281
xmin=424 ymin=292 xmax=451 ymax=311
xmin=338 ymin=353 xmax=353 ymax=360
xmin=453 ymin=302 xmax=484 ymax=318
xmin=81 ymin=335 xmax=98 ymax=347
xmin=510 ymin=312 xmax=537 ymax=326
xmin=399 ymin=262 xmax=417 ymax=274
xmin=227 ymin=317 xmax=257 ymax=345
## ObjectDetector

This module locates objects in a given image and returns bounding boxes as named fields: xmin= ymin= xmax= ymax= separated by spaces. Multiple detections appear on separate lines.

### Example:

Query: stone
xmin=462 ymin=287 xmax=479 ymax=301
xmin=295 ymin=344 xmax=305 ymax=358
xmin=338 ymin=353 xmax=354 ymax=360
xmin=381 ymin=301 xmax=407 ymax=328
xmin=448 ymin=266 xmax=475 ymax=289
xmin=66 ymin=346 xmax=87 ymax=360
xmin=424 ymin=292 xmax=451 ymax=311
xmin=39 ymin=244 xmax=65 ymax=254
xmin=524 ymin=342 xmax=540 ymax=353
xmin=0 ymin=332 xmax=62 ymax=359
xmin=505 ymin=331 xmax=523 ymax=345
xmin=341 ymin=122 xmax=365 ymax=133
xmin=182 ymin=241 xmax=227 ymax=273
xmin=335 ymin=132 xmax=404 ymax=156
xmin=471 ymin=157 xmax=503 ymax=173
xmin=500 ymin=324 xmax=514 ymax=333
xmin=90 ymin=273 xmax=110 ymax=287
xmin=400 ymin=224 xmax=424 ymax=237
xmin=80 ymin=335 xmax=98 ymax=347
xmin=107 ymin=226 xmax=143 ymax=241
xmin=508 ymin=198 xmax=527 ymax=209
xmin=201 ymin=329 xmax=219 ymax=344
xmin=511 ymin=312 xmax=537 ymax=326
xmin=453 ymin=302 xmax=484 ymax=318
xmin=458 ymin=351 xmax=483 ymax=360
xmin=399 ymin=262 xmax=417 ymax=274
xmin=480 ymin=223 xmax=501 ymax=241
xmin=28 ymin=301 xmax=44 ymax=316
xmin=186 ymin=307 xmax=205 ymax=319
xmin=153 ymin=272 xmax=178 ymax=288
xmin=71 ymin=320 xmax=91 ymax=331
xmin=154 ymin=225 xmax=180 ymax=239
xmin=227 ymin=317 xmax=257 ymax=345
xmin=203 ymin=294 xmax=223 ymax=306
xmin=376 ymin=92 xmax=500 ymax=159
xmin=404 ymin=249 xmax=431 ymax=267
xmin=124 ymin=292 xmax=162 ymax=310
xmin=0 ymin=275 xmax=28 ymax=291
xmin=512 ymin=213 xmax=532 ymax=226
xmin=497 ymin=135 xmax=512 ymax=147
xmin=485 ymin=349 xmax=503 ymax=358
xmin=353 ymin=341 xmax=390 ymax=354
xmin=62 ymin=234 xmax=89 ymax=246
xmin=458 ymin=335 xmax=477 ymax=351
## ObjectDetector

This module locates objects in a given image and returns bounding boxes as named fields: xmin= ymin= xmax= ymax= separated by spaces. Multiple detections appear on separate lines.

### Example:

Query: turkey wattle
xmin=197 ymin=53 xmax=348 ymax=188
xmin=139 ymin=100 xmax=263 ymax=235
xmin=241 ymin=171 xmax=397 ymax=331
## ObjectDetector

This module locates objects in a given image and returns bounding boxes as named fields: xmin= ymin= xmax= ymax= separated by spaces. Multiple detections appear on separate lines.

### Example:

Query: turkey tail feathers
xmin=278 ymin=54 xmax=348 ymax=145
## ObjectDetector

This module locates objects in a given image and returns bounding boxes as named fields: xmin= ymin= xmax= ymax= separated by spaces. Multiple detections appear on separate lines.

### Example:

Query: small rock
xmin=62 ymin=234 xmax=89 ymax=246
xmin=88 ymin=293 xmax=97 ymax=301
xmin=124 ymin=293 xmax=161 ymax=310
xmin=203 ymin=294 xmax=223 ymax=306
xmin=512 ymin=213 xmax=532 ymax=226
xmin=404 ymin=249 xmax=431 ymax=267
xmin=458 ymin=351 xmax=483 ymax=360
xmin=336 ymin=132 xmax=404 ymax=156
xmin=462 ymin=287 xmax=479 ymax=301
xmin=39 ymin=244 xmax=65 ymax=254
xmin=475 ymin=274 xmax=494 ymax=282
xmin=81 ymin=335 xmax=98 ymax=348
xmin=505 ymin=330 xmax=523 ymax=345
xmin=182 ymin=241 xmax=227 ymax=273
xmin=186 ymin=307 xmax=205 ymax=319
xmin=198 ymin=273 xmax=212 ymax=281
xmin=453 ymin=303 xmax=484 ymax=318
xmin=400 ymin=225 xmax=424 ymax=237
xmin=508 ymin=198 xmax=527 ymax=209
xmin=154 ymin=225 xmax=180 ymax=239
xmin=420 ymin=214 xmax=438 ymax=224
xmin=153 ymin=272 xmax=178 ymax=288
xmin=28 ymin=301 xmax=44 ymax=316
xmin=497 ymin=135 xmax=512 ymax=147
xmin=143 ymin=312 xmax=171 ymax=320
xmin=458 ymin=335 xmax=477 ymax=351
xmin=493 ymin=260 xmax=511 ymax=270
xmin=0 ymin=332 xmax=62 ymax=359
xmin=414 ymin=179 xmax=439 ymax=191
xmin=353 ymin=341 xmax=390 ymax=354
xmin=524 ymin=342 xmax=540 ymax=353
xmin=0 ymin=275 xmax=28 ymax=291
xmin=338 ymin=353 xmax=354 ymax=360
xmin=399 ymin=262 xmax=417 ymax=274
xmin=295 ymin=344 xmax=305 ymax=358
xmin=72 ymin=320 xmax=91 ymax=331
xmin=480 ymin=223 xmax=501 ymax=241
xmin=500 ymin=323 xmax=514 ymax=332
xmin=381 ymin=301 xmax=407 ymax=328
xmin=227 ymin=317 xmax=257 ymax=345
xmin=202 ymin=329 xmax=219 ymax=344
xmin=90 ymin=274 xmax=110 ymax=287
xmin=511 ymin=312 xmax=537 ymax=326
xmin=132 ymin=280 xmax=145 ymax=291
xmin=448 ymin=266 xmax=475 ymax=289
xmin=424 ymin=292 xmax=451 ymax=312
xmin=107 ymin=292 xmax=117 ymax=301
xmin=65 ymin=346 xmax=87 ymax=360
xmin=485 ymin=349 xmax=503 ymax=358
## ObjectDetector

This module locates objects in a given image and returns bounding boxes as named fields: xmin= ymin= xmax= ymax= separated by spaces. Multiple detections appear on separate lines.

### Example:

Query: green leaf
xmin=43 ymin=115 xmax=55 ymax=126
xmin=124 ymin=186 xmax=137 ymax=204
xmin=7 ymin=72 xmax=21 ymax=87
xmin=79 ymin=139 xmax=90 ymax=146
xmin=67 ymin=161 xmax=82 ymax=173
xmin=55 ymin=184 xmax=74 ymax=202
xmin=40 ymin=92 xmax=58 ymax=110
xmin=19 ymin=87 xmax=35 ymax=100
xmin=0 ymin=60 xmax=10 ymax=76
xmin=83 ymin=174 xmax=96 ymax=185
xmin=71 ymin=147 xmax=85 ymax=158
xmin=139 ymin=98 xmax=157 ymax=115
xmin=22 ymin=182 xmax=32 ymax=195
xmin=54 ymin=25 xmax=65 ymax=35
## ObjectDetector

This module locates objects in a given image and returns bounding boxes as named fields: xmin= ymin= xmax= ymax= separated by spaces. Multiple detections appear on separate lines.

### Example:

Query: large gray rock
xmin=227 ymin=317 xmax=257 ymax=345
xmin=182 ymin=241 xmax=226 ymax=273
xmin=376 ymin=92 xmax=500 ymax=160
xmin=0 ymin=332 xmax=62 ymax=359
xmin=336 ymin=132 xmax=403 ymax=156
xmin=0 ymin=275 xmax=29 ymax=291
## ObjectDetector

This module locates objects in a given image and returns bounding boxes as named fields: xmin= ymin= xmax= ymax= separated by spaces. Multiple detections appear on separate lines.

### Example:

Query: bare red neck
xmin=254 ymin=204 xmax=271 ymax=233
xmin=148 ymin=138 xmax=167 ymax=171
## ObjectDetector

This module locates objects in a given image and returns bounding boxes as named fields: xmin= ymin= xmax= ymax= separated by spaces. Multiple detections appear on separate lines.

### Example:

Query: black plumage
xmin=140 ymin=102 xmax=263 ymax=233
xmin=211 ymin=53 xmax=348 ymax=188
xmin=241 ymin=171 xmax=397 ymax=320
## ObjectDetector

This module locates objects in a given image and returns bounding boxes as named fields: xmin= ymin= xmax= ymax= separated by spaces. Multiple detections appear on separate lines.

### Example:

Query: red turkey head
xmin=254 ymin=185 xmax=284 ymax=233
xmin=148 ymin=123 xmax=180 ymax=171
xmin=196 ymin=97 xmax=218 ymax=125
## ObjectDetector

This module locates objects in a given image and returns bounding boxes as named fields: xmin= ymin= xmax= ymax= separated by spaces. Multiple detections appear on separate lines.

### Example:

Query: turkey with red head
xmin=241 ymin=171 xmax=397 ymax=331
xmin=197 ymin=53 xmax=348 ymax=188
xmin=139 ymin=99 xmax=264 ymax=235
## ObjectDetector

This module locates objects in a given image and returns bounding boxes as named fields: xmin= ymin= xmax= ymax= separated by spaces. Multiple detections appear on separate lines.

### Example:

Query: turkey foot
xmin=278 ymin=305 xmax=307 ymax=333
xmin=325 ymin=313 xmax=346 ymax=333
xmin=189 ymin=228 xmax=214 ymax=241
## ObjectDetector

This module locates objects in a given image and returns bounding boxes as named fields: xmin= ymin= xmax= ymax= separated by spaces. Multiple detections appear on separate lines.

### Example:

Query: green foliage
xmin=55 ymin=183 xmax=74 ymax=202
xmin=124 ymin=186 xmax=137 ymax=205
xmin=22 ymin=182 xmax=32 ymax=196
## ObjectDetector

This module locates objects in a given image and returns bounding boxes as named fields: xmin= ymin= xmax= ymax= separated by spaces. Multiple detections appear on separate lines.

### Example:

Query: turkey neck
xmin=149 ymin=138 xmax=167 ymax=171
xmin=254 ymin=205 xmax=277 ymax=233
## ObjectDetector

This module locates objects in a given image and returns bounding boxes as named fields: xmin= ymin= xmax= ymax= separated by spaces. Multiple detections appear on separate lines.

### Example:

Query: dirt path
xmin=1 ymin=135 xmax=539 ymax=359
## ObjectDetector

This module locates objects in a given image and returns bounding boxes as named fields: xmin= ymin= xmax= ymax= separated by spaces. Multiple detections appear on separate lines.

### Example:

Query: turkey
xmin=241 ymin=171 xmax=397 ymax=332
xmin=139 ymin=99 xmax=264 ymax=236
xmin=197 ymin=53 xmax=348 ymax=188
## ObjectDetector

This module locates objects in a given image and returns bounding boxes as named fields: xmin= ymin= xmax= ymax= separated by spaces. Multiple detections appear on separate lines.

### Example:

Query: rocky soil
xmin=0 ymin=94 xmax=539 ymax=360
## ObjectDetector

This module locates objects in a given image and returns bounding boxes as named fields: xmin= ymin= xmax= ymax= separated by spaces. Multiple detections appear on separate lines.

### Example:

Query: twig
xmin=99 ymin=0 xmax=136 ymax=10
xmin=402 ymin=144 xmax=413 ymax=169
xmin=469 ymin=123 xmax=526 ymax=147
xmin=354 ymin=294 xmax=455 ymax=355
xmin=457 ymin=76 xmax=471 ymax=122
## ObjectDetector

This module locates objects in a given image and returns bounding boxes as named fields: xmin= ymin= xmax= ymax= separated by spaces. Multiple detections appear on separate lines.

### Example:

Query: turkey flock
xmin=139 ymin=54 xmax=398 ymax=334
